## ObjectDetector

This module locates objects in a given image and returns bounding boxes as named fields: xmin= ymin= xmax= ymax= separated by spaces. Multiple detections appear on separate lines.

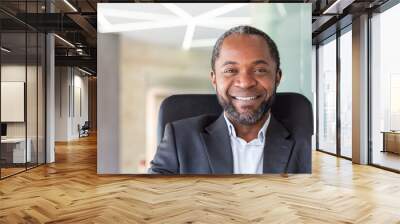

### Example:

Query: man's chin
xmin=227 ymin=110 xmax=261 ymax=125
xmin=233 ymin=105 xmax=259 ymax=115
xmin=229 ymin=103 xmax=270 ymax=125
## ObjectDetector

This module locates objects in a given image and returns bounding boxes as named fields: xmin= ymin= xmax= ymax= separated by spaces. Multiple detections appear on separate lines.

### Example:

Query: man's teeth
xmin=233 ymin=96 xmax=258 ymax=101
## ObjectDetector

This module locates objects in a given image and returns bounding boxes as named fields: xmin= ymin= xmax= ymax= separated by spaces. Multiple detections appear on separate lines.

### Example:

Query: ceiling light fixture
xmin=161 ymin=3 xmax=192 ymax=20
xmin=322 ymin=0 xmax=354 ymax=15
xmin=196 ymin=3 xmax=247 ymax=20
xmin=63 ymin=0 xmax=78 ymax=12
xmin=276 ymin=4 xmax=287 ymax=17
xmin=182 ymin=23 xmax=195 ymax=50
xmin=54 ymin=34 xmax=75 ymax=48
xmin=78 ymin=67 xmax=93 ymax=76
xmin=76 ymin=48 xmax=83 ymax=55
xmin=102 ymin=8 xmax=175 ymax=21
xmin=1 ymin=47 xmax=11 ymax=53
xmin=100 ymin=19 xmax=185 ymax=33
xmin=98 ymin=3 xmax=250 ymax=50
xmin=161 ymin=4 xmax=196 ymax=50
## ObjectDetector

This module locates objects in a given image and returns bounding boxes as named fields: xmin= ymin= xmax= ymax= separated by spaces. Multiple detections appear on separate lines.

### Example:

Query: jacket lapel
xmin=201 ymin=114 xmax=233 ymax=174
xmin=263 ymin=115 xmax=294 ymax=173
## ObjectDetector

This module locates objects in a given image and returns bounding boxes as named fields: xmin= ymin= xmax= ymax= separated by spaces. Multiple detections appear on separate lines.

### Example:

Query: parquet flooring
xmin=1 ymin=167 xmax=26 ymax=178
xmin=1 ymin=134 xmax=400 ymax=223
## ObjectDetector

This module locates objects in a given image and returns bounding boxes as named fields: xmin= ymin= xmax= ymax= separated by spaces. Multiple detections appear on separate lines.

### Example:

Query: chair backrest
xmin=157 ymin=93 xmax=313 ymax=143
xmin=82 ymin=121 xmax=90 ymax=129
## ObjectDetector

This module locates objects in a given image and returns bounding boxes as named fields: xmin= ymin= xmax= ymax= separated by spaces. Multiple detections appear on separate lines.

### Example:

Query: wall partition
xmin=0 ymin=1 xmax=46 ymax=179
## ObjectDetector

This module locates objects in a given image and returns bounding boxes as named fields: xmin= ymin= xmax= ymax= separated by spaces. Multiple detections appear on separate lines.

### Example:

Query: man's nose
xmin=234 ymin=72 xmax=257 ymax=89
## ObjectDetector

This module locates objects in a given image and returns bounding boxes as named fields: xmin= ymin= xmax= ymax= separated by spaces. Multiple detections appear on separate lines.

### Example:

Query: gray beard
xmin=216 ymin=90 xmax=275 ymax=126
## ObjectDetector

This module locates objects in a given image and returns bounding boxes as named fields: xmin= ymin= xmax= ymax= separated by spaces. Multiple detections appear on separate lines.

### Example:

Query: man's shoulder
xmin=170 ymin=114 xmax=220 ymax=131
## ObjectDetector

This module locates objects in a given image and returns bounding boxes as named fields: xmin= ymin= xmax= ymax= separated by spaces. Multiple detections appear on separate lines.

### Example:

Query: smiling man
xmin=149 ymin=25 xmax=311 ymax=174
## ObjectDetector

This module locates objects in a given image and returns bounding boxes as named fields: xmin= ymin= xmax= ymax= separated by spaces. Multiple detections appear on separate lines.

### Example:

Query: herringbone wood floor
xmin=1 ymin=134 xmax=400 ymax=224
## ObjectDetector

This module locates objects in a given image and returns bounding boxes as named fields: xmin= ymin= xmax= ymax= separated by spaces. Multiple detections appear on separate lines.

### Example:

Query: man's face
xmin=211 ymin=34 xmax=281 ymax=125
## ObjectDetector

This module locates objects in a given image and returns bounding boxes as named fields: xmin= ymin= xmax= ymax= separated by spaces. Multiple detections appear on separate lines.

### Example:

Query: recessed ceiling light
xmin=1 ymin=47 xmax=11 ymax=53
xmin=322 ymin=0 xmax=353 ymax=15
xmin=63 ymin=0 xmax=78 ymax=12
xmin=78 ymin=67 xmax=93 ymax=76
xmin=54 ymin=34 xmax=75 ymax=48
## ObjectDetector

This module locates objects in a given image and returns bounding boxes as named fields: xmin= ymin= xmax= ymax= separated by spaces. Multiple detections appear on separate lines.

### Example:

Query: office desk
xmin=381 ymin=131 xmax=400 ymax=154
xmin=1 ymin=138 xmax=31 ymax=163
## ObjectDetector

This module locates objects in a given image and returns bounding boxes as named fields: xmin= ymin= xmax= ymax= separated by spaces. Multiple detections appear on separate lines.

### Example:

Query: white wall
xmin=1 ymin=65 xmax=37 ymax=138
xmin=55 ymin=67 xmax=69 ymax=141
xmin=97 ymin=33 xmax=120 ymax=174
xmin=54 ymin=67 xmax=89 ymax=141
xmin=72 ymin=74 xmax=89 ymax=137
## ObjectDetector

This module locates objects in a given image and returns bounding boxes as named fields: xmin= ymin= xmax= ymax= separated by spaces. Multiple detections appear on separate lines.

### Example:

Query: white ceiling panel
xmin=98 ymin=3 xmax=253 ymax=49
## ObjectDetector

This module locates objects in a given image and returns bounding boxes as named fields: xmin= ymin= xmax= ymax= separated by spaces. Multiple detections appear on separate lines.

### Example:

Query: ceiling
xmin=98 ymin=3 xmax=255 ymax=49
xmin=0 ymin=0 xmax=394 ymax=74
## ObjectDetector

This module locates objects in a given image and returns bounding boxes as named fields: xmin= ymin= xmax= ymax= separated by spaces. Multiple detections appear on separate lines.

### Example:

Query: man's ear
xmin=210 ymin=71 xmax=217 ymax=90
xmin=275 ymin=69 xmax=282 ymax=87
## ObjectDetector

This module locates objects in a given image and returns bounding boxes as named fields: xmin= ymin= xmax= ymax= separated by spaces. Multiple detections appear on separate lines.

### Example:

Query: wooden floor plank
xmin=1 ymin=134 xmax=400 ymax=223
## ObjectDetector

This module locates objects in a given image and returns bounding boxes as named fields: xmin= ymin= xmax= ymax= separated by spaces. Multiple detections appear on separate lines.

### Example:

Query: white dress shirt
xmin=224 ymin=113 xmax=271 ymax=174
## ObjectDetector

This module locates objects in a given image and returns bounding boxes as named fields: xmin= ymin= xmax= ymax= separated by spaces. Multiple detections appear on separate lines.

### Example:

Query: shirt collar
xmin=223 ymin=112 xmax=271 ymax=144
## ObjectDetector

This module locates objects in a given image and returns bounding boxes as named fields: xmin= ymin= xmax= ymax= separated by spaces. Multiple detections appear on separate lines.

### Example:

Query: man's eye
xmin=223 ymin=68 xmax=237 ymax=74
xmin=254 ymin=68 xmax=267 ymax=74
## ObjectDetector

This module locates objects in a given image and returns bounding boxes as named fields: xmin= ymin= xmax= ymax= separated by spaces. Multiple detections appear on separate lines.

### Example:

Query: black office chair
xmin=79 ymin=121 xmax=90 ymax=138
xmin=157 ymin=93 xmax=313 ymax=144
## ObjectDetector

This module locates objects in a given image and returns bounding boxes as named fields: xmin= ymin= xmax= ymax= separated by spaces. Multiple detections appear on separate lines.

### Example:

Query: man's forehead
xmin=222 ymin=34 xmax=269 ymax=47
xmin=217 ymin=44 xmax=272 ymax=66
xmin=221 ymin=60 xmax=270 ymax=67
xmin=218 ymin=34 xmax=272 ymax=58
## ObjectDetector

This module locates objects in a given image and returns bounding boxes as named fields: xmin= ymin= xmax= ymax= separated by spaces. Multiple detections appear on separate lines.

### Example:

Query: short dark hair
xmin=211 ymin=25 xmax=280 ymax=72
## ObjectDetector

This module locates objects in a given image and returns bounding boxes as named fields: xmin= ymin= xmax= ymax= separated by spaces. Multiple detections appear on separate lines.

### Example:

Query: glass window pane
xmin=0 ymin=1 xmax=46 ymax=179
xmin=312 ymin=45 xmax=317 ymax=151
xmin=26 ymin=0 xmax=40 ymax=169
xmin=1 ymin=30 xmax=28 ymax=177
xmin=27 ymin=31 xmax=38 ymax=169
xmin=318 ymin=36 xmax=337 ymax=154
xmin=371 ymin=4 xmax=400 ymax=171
xmin=38 ymin=32 xmax=45 ymax=165
xmin=340 ymin=29 xmax=352 ymax=158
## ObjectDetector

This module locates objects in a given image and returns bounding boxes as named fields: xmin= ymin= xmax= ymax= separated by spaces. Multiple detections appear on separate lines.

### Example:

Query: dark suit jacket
xmin=149 ymin=113 xmax=311 ymax=174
